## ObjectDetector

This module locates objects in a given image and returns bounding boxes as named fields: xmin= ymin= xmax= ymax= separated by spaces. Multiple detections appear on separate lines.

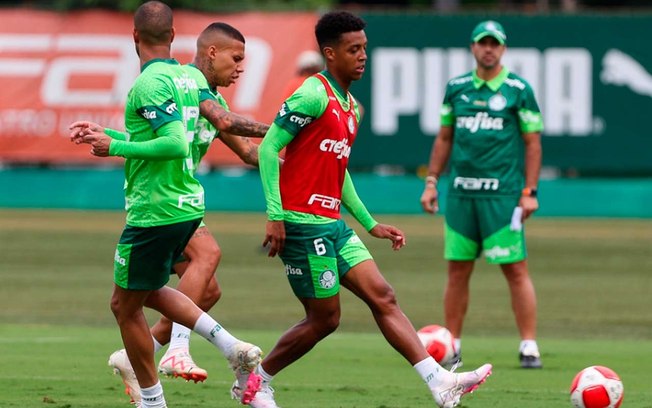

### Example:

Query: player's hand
xmin=80 ymin=132 xmax=112 ymax=157
xmin=263 ymin=220 xmax=285 ymax=257
xmin=369 ymin=224 xmax=406 ymax=251
xmin=519 ymin=196 xmax=539 ymax=220
xmin=420 ymin=186 xmax=439 ymax=214
xmin=69 ymin=121 xmax=104 ymax=144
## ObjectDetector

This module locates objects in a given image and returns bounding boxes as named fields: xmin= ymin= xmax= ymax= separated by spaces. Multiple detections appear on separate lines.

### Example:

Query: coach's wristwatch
xmin=522 ymin=187 xmax=538 ymax=197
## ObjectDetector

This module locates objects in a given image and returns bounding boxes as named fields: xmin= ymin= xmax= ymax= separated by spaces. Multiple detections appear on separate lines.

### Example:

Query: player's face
xmin=207 ymin=37 xmax=245 ymax=88
xmin=329 ymin=30 xmax=367 ymax=82
xmin=471 ymin=36 xmax=505 ymax=70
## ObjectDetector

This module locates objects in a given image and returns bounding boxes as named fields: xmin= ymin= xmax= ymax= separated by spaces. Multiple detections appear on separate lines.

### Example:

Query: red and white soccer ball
xmin=417 ymin=324 xmax=457 ymax=366
xmin=570 ymin=365 xmax=624 ymax=408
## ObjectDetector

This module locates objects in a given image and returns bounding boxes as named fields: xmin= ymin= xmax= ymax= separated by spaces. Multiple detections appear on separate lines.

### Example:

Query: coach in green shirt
xmin=420 ymin=20 xmax=544 ymax=369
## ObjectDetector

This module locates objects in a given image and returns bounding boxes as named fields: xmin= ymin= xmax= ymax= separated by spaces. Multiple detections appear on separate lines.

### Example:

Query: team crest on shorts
xmin=319 ymin=270 xmax=336 ymax=289
xmin=488 ymin=94 xmax=507 ymax=111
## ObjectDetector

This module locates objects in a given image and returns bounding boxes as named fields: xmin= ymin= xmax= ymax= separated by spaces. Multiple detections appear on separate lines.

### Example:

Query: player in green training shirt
xmin=420 ymin=20 xmax=544 ymax=369
xmin=69 ymin=3 xmax=263 ymax=407
xmin=244 ymin=11 xmax=491 ymax=408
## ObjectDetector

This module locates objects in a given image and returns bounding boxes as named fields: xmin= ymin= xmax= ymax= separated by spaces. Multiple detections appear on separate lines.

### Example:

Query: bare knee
xmin=372 ymin=284 xmax=400 ymax=314
xmin=307 ymin=309 xmax=340 ymax=338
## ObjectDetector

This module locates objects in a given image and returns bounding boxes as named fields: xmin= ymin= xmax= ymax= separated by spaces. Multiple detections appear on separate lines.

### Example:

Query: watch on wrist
xmin=522 ymin=187 xmax=538 ymax=198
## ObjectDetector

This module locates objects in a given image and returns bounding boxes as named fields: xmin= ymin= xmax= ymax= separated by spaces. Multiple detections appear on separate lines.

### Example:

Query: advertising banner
xmin=355 ymin=13 xmax=652 ymax=175
xmin=0 ymin=9 xmax=317 ymax=165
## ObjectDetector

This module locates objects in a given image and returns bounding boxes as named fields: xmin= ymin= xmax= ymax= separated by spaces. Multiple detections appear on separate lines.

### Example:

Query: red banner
xmin=0 ymin=9 xmax=317 ymax=165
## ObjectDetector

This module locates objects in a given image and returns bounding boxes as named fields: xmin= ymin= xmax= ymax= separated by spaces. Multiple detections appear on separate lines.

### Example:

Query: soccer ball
xmin=570 ymin=365 xmax=624 ymax=408
xmin=417 ymin=324 xmax=457 ymax=366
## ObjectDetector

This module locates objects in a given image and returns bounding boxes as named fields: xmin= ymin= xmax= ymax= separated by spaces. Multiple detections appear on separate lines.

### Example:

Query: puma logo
xmin=601 ymin=49 xmax=652 ymax=98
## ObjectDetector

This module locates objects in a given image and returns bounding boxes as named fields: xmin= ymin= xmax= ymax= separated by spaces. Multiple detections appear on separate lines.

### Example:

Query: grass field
xmin=1 ymin=209 xmax=651 ymax=407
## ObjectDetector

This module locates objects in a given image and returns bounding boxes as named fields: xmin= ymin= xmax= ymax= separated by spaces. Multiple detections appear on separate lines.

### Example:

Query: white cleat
xmin=158 ymin=347 xmax=208 ymax=383
xmin=227 ymin=342 xmax=263 ymax=404
xmin=231 ymin=381 xmax=279 ymax=408
xmin=108 ymin=349 xmax=141 ymax=404
xmin=431 ymin=363 xmax=492 ymax=408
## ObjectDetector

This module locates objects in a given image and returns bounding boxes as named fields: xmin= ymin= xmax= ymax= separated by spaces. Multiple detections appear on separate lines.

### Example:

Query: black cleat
xmin=519 ymin=352 xmax=543 ymax=369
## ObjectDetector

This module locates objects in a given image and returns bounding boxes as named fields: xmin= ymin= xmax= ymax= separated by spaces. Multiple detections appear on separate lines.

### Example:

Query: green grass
xmin=1 ymin=210 xmax=651 ymax=407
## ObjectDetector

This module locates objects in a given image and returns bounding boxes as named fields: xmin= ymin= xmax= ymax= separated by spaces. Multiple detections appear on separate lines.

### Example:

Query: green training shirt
xmin=183 ymin=64 xmax=230 ymax=173
xmin=120 ymin=59 xmax=204 ymax=227
xmin=440 ymin=67 xmax=543 ymax=197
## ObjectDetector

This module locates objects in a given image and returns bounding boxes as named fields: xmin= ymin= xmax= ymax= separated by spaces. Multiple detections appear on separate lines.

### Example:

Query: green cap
xmin=471 ymin=20 xmax=507 ymax=45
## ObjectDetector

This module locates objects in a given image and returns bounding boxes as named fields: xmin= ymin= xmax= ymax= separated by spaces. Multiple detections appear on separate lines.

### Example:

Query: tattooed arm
xmin=200 ymin=99 xmax=269 ymax=137
xmin=218 ymin=132 xmax=259 ymax=167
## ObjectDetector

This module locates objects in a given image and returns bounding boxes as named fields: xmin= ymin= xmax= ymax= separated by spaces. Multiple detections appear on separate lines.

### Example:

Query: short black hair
xmin=315 ymin=11 xmax=366 ymax=50
xmin=134 ymin=1 xmax=173 ymax=45
xmin=201 ymin=22 xmax=245 ymax=44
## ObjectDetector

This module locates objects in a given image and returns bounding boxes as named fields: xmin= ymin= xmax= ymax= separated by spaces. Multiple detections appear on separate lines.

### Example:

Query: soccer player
xmin=69 ymin=2 xmax=263 ymax=407
xmin=420 ymin=20 xmax=544 ymax=369
xmin=86 ymin=22 xmax=270 ymax=404
xmin=244 ymin=11 xmax=492 ymax=408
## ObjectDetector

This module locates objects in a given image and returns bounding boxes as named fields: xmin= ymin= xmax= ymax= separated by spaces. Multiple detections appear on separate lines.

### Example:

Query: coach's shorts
xmin=114 ymin=218 xmax=202 ymax=290
xmin=280 ymin=220 xmax=373 ymax=299
xmin=444 ymin=195 xmax=526 ymax=264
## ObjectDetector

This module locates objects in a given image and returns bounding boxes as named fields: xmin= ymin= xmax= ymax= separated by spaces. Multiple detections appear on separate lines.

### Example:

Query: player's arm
xmin=420 ymin=125 xmax=454 ymax=214
xmin=259 ymin=124 xmax=294 ymax=257
xmin=108 ymin=121 xmax=188 ymax=160
xmin=517 ymin=86 xmax=544 ymax=220
xmin=520 ymin=131 xmax=542 ymax=219
xmin=342 ymin=170 xmax=405 ymax=250
xmin=218 ymin=132 xmax=259 ymax=167
xmin=200 ymin=99 xmax=269 ymax=137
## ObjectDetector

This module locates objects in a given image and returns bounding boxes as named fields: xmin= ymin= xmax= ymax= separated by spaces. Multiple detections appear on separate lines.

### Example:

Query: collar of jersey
xmin=320 ymin=71 xmax=350 ymax=106
xmin=472 ymin=67 xmax=509 ymax=91
xmin=141 ymin=58 xmax=180 ymax=73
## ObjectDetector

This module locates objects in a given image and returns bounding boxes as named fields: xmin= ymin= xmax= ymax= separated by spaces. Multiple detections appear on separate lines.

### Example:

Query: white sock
xmin=257 ymin=363 xmax=274 ymax=387
xmin=519 ymin=339 xmax=539 ymax=355
xmin=168 ymin=323 xmax=192 ymax=350
xmin=152 ymin=336 xmax=164 ymax=353
xmin=140 ymin=381 xmax=167 ymax=408
xmin=414 ymin=357 xmax=448 ymax=388
xmin=193 ymin=312 xmax=239 ymax=356
xmin=454 ymin=338 xmax=462 ymax=355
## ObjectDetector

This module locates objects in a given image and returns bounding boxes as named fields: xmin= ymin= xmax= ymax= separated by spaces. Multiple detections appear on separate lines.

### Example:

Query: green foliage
xmin=23 ymin=0 xmax=333 ymax=12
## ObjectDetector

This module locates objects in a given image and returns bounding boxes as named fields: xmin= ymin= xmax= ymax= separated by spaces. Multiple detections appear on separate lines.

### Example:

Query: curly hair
xmin=315 ymin=11 xmax=366 ymax=50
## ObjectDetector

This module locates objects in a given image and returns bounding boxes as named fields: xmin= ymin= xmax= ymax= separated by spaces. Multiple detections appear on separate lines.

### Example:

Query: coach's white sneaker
xmin=431 ymin=363 xmax=492 ymax=408
xmin=231 ymin=381 xmax=279 ymax=408
xmin=227 ymin=342 xmax=263 ymax=403
xmin=158 ymin=347 xmax=208 ymax=383
xmin=108 ymin=349 xmax=141 ymax=404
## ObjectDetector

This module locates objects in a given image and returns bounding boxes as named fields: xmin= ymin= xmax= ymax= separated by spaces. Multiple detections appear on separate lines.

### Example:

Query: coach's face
xmin=471 ymin=36 xmax=505 ymax=70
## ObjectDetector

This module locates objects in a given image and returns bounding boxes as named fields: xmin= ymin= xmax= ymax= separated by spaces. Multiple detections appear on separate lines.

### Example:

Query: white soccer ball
xmin=417 ymin=324 xmax=457 ymax=366
xmin=570 ymin=365 xmax=624 ymax=408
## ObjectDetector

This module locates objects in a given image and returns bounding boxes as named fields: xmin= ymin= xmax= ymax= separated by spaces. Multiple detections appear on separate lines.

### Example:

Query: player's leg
xmin=109 ymin=221 xmax=202 ymax=406
xmin=236 ymin=221 xmax=344 ymax=408
xmin=154 ymin=225 xmax=221 ymax=382
xmin=443 ymin=195 xmax=482 ymax=362
xmin=500 ymin=260 xmax=541 ymax=367
xmin=337 ymin=222 xmax=491 ymax=408
xmin=478 ymin=196 xmax=541 ymax=368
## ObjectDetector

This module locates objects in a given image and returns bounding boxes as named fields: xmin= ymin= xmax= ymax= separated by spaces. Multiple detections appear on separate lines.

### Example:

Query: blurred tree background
xmin=2 ymin=0 xmax=651 ymax=12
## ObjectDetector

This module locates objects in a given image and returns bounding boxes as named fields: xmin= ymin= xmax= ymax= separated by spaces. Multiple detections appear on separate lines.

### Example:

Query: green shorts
xmin=114 ymin=218 xmax=202 ymax=290
xmin=444 ymin=195 xmax=526 ymax=264
xmin=279 ymin=220 xmax=373 ymax=299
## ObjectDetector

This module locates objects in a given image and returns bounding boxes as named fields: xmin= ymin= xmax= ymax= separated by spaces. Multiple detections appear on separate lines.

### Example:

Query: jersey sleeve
xmin=131 ymin=74 xmax=183 ymax=131
xmin=440 ymin=82 xmax=455 ymax=127
xmin=517 ymin=82 xmax=544 ymax=133
xmin=259 ymin=124 xmax=294 ymax=220
xmin=273 ymin=76 xmax=328 ymax=136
